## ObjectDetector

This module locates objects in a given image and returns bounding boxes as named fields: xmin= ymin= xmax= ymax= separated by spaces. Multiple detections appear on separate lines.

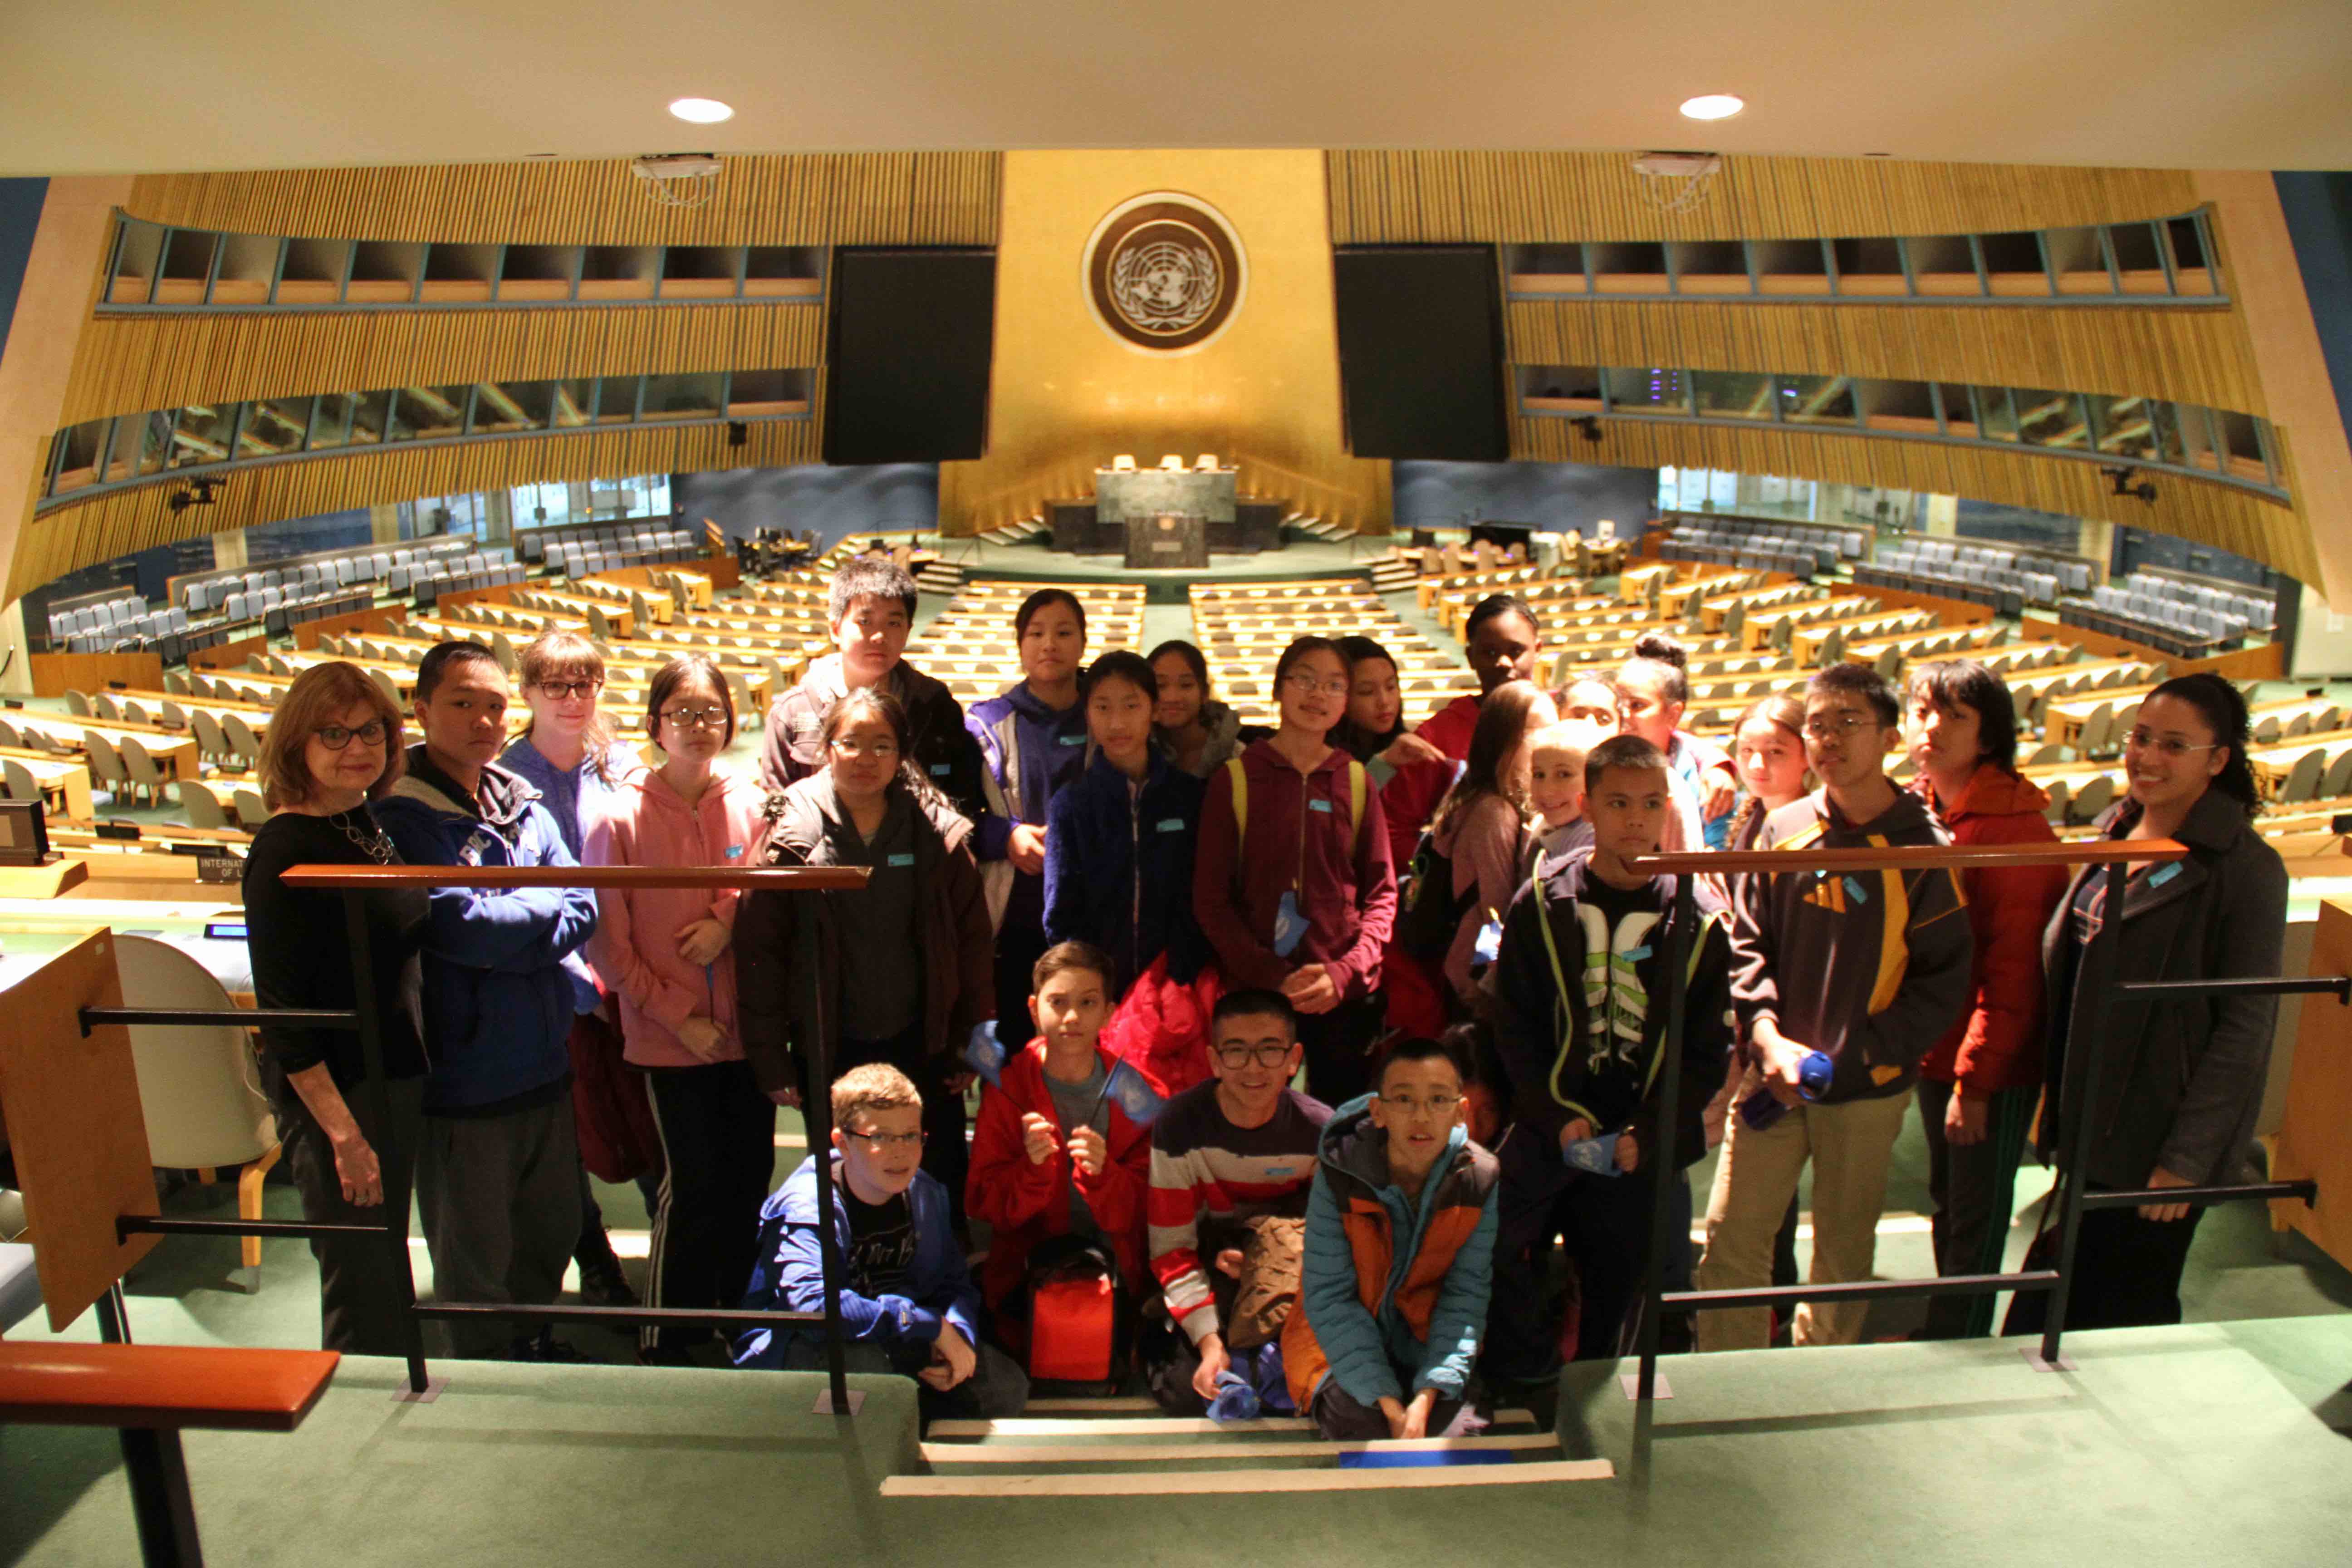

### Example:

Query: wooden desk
xmin=1789 ymin=609 xmax=1934 ymax=665
xmin=7 ymin=717 xmax=201 ymax=785
xmin=2249 ymin=727 xmax=2352 ymax=800
xmin=1740 ymin=597 xmax=1871 ymax=652
xmin=0 ymin=748 xmax=95 ymax=821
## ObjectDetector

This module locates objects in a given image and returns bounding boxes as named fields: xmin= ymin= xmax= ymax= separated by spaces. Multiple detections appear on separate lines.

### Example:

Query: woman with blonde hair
xmin=241 ymin=661 xmax=428 ymax=1355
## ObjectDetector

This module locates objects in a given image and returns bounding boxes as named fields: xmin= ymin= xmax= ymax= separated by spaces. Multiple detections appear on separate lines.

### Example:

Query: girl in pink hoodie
xmin=584 ymin=654 xmax=772 ymax=1363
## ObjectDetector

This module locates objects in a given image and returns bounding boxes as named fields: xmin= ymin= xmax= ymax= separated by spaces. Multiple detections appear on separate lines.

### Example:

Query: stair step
xmin=883 ymin=1457 xmax=1613 ymax=1498
xmin=922 ymin=1431 xmax=1562 ymax=1465
xmin=928 ymin=1407 xmax=1537 ymax=1439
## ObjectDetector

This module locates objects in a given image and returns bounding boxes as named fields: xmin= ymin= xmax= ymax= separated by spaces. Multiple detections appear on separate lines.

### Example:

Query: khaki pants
xmin=1696 ymin=1073 xmax=1910 ymax=1351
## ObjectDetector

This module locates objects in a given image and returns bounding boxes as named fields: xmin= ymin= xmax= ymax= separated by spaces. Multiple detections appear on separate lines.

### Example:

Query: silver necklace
xmin=335 ymin=812 xmax=397 ymax=865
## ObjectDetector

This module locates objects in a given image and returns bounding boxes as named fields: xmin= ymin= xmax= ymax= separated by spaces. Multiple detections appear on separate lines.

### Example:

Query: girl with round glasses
xmin=241 ymin=660 xmax=427 ymax=1357
xmin=584 ymin=654 xmax=770 ymax=1362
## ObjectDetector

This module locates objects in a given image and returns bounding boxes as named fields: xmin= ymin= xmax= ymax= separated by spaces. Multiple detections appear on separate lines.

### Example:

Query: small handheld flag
xmin=962 ymin=1021 xmax=1008 ymax=1088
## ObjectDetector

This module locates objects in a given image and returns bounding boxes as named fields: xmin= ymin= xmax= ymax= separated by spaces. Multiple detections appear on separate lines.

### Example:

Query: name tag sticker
xmin=2149 ymin=862 xmax=2181 ymax=887
xmin=1308 ymin=798 xmax=1334 ymax=814
xmin=1843 ymin=876 xmax=1870 ymax=905
xmin=1157 ymin=817 xmax=1185 ymax=833
xmin=931 ymin=763 xmax=951 ymax=775
xmin=887 ymin=852 xmax=916 ymax=868
xmin=1058 ymin=733 xmax=1086 ymax=746
xmin=1623 ymin=945 xmax=1652 ymax=963
xmin=725 ymin=844 xmax=744 ymax=860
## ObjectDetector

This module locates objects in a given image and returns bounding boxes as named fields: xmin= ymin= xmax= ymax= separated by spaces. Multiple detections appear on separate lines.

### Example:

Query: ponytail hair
xmin=1620 ymin=631 xmax=1690 ymax=706
xmin=1432 ymin=679 xmax=1548 ymax=838
xmin=2144 ymin=672 xmax=2260 ymax=818
xmin=1723 ymin=692 xmax=1807 ymax=848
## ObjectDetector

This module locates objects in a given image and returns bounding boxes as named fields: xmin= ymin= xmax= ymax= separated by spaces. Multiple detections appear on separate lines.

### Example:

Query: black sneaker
xmin=577 ymin=1256 xmax=639 ymax=1308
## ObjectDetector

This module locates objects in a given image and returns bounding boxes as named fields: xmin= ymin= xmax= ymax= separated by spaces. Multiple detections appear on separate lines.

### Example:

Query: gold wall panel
xmin=61 ymin=303 xmax=824 ymax=424
xmin=1328 ymin=152 xmax=2202 ymax=244
xmin=10 ymin=419 xmax=816 ymax=604
xmin=937 ymin=150 xmax=1388 ymax=537
xmin=1507 ymin=299 xmax=2268 ymax=416
xmin=1512 ymin=415 xmax=2318 ymax=584
xmin=123 ymin=153 xmax=1003 ymax=247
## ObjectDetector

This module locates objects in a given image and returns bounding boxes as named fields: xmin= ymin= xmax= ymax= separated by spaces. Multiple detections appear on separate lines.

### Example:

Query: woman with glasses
xmin=1903 ymin=660 xmax=2069 ymax=1337
xmin=1193 ymin=636 xmax=1397 ymax=1107
xmin=2006 ymin=673 xmax=2287 ymax=1335
xmin=738 ymin=687 xmax=996 ymax=1224
xmin=242 ymin=660 xmax=428 ymax=1356
xmin=583 ymin=654 xmax=771 ymax=1362
xmin=501 ymin=631 xmax=656 ymax=1309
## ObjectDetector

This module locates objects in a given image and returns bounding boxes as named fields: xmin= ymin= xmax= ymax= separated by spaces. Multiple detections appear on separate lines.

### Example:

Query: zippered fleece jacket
xmin=1488 ymin=853 xmax=1733 ymax=1198
xmin=1192 ymin=739 xmax=1396 ymax=1000
xmin=582 ymin=767 xmax=769 ymax=1069
xmin=1281 ymin=1099 xmax=1498 ymax=1411
xmin=1728 ymin=788 xmax=1974 ymax=1104
xmin=1043 ymin=748 xmax=1206 ymax=990
xmin=374 ymin=748 xmax=600 ymax=1116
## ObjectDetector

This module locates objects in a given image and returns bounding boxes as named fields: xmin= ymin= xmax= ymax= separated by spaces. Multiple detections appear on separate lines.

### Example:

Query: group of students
xmin=241 ymin=553 xmax=2290 ymax=1434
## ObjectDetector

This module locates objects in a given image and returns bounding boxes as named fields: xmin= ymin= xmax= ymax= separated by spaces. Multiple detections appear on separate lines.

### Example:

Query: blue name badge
xmin=1156 ymin=817 xmax=1185 ymax=833
xmin=1308 ymin=798 xmax=1334 ymax=814
xmin=887 ymin=852 xmax=916 ymax=867
xmin=931 ymin=763 xmax=951 ymax=776
xmin=1058 ymin=733 xmax=1086 ymax=746
xmin=1622 ymin=944 xmax=1652 ymax=963
xmin=1843 ymin=875 xmax=1870 ymax=905
xmin=2149 ymin=862 xmax=2181 ymax=887
xmin=725 ymin=844 xmax=744 ymax=859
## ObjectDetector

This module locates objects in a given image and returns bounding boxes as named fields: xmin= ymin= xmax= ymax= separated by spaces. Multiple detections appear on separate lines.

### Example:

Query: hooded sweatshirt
xmin=1192 ymin=738 xmax=1397 ymax=1000
xmin=501 ymin=735 xmax=645 ymax=1012
xmin=759 ymin=652 xmax=984 ymax=823
xmin=582 ymin=765 xmax=769 ymax=1069
xmin=1281 ymin=1098 xmax=1498 ymax=1411
xmin=1489 ymin=850 xmax=1734 ymax=1188
xmin=1043 ymin=748 xmax=1207 ymax=992
xmin=733 ymin=774 xmax=995 ymax=1100
xmin=1727 ymin=786 xmax=1974 ymax=1104
xmin=374 ymin=746 xmax=601 ymax=1115
xmin=966 ymin=681 xmax=1090 ymax=863
xmin=1911 ymin=767 xmax=2069 ymax=1094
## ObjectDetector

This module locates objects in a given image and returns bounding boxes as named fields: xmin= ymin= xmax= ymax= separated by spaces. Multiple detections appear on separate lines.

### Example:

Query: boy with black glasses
xmin=733 ymin=1063 xmax=1026 ymax=1426
xmin=1143 ymin=990 xmax=1331 ymax=1414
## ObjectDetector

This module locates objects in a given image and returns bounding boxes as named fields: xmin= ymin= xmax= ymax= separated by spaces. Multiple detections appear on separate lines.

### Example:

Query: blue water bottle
xmin=1737 ymin=1050 xmax=1834 ymax=1131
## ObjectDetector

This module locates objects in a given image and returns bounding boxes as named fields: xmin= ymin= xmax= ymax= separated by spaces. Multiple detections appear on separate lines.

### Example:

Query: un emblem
xmin=1083 ymin=192 xmax=1246 ymax=353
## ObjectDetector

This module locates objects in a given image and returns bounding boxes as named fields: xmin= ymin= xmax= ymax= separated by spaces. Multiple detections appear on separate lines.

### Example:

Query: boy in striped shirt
xmin=1144 ymin=989 xmax=1332 ymax=1414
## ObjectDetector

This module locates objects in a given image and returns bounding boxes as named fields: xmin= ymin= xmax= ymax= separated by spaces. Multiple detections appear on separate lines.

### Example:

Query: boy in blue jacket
xmin=735 ymin=1063 xmax=1028 ymax=1426
xmin=1282 ymin=1036 xmax=1498 ymax=1440
xmin=374 ymin=641 xmax=601 ymax=1360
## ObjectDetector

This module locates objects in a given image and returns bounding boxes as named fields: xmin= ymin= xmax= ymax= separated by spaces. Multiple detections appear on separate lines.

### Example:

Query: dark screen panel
xmin=1332 ymin=245 xmax=1508 ymax=462
xmin=823 ymin=247 xmax=995 ymax=465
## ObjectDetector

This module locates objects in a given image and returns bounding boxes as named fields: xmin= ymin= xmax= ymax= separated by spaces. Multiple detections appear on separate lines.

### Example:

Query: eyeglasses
xmin=1282 ymin=673 xmax=1349 ymax=698
xmin=535 ymin=680 xmax=603 ymax=701
xmin=314 ymin=720 xmax=389 ymax=750
xmin=1379 ymin=1092 xmax=1462 ymax=1118
xmin=828 ymin=735 xmax=901 ymax=759
xmin=2123 ymin=729 xmax=2216 ymax=759
xmin=1802 ymin=712 xmax=1877 ymax=740
xmin=845 ymin=1128 xmax=925 ymax=1150
xmin=661 ymin=706 xmax=730 ymax=731
xmin=1214 ymin=1042 xmax=1295 ymax=1069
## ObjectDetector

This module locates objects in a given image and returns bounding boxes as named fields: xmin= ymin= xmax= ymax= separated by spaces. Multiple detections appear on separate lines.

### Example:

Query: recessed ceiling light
xmin=668 ymin=98 xmax=734 ymax=125
xmin=1679 ymin=94 xmax=1745 ymax=122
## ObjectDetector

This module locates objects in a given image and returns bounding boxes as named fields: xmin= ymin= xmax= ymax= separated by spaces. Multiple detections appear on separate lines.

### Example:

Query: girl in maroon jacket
xmin=1906 ymin=659 xmax=2069 ymax=1338
xmin=1193 ymin=636 xmax=1398 ymax=1107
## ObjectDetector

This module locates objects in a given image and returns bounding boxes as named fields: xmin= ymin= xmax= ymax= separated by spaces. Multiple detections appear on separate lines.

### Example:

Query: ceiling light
xmin=668 ymin=98 xmax=734 ymax=125
xmin=1679 ymin=94 xmax=1745 ymax=122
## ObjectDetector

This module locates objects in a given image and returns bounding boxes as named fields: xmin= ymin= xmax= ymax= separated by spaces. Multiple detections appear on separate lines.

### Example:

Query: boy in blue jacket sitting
xmin=734 ymin=1064 xmax=1028 ymax=1426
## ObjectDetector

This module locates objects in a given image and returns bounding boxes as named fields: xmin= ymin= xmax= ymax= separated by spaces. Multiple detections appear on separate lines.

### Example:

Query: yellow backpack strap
xmin=1348 ymin=760 xmax=1367 ymax=853
xmin=1225 ymin=756 xmax=1249 ymax=843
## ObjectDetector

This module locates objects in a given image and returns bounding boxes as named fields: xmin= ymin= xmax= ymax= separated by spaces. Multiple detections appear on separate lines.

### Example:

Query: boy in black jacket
xmin=1484 ymin=735 xmax=1733 ymax=1384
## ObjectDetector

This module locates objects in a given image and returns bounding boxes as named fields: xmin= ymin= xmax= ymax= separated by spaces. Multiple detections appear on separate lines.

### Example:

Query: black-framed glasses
xmin=1214 ymin=1042 xmax=1295 ymax=1069
xmin=536 ymin=679 xmax=603 ymax=701
xmin=661 ymin=706 xmax=730 ymax=730
xmin=314 ymin=720 xmax=389 ymax=750
xmin=1378 ymin=1092 xmax=1462 ymax=1118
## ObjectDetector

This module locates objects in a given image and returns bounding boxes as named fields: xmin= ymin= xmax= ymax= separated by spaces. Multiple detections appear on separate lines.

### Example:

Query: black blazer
xmin=2040 ymin=788 xmax=2288 ymax=1189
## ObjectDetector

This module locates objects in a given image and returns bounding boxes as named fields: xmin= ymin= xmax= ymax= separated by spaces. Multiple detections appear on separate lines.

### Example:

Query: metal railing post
xmin=803 ymin=892 xmax=853 ymax=1415
xmin=343 ymin=887 xmax=432 ymax=1396
xmin=1634 ymin=870 xmax=1695 ymax=1401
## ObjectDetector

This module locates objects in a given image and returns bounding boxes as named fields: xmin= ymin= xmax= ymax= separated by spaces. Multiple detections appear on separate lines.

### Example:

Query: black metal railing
xmin=83 ymin=863 xmax=867 ymax=1414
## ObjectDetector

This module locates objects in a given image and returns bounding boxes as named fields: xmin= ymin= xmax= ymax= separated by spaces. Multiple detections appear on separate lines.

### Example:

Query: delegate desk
xmin=0 ymin=748 xmax=96 ymax=821
xmin=8 ymin=715 xmax=201 ymax=785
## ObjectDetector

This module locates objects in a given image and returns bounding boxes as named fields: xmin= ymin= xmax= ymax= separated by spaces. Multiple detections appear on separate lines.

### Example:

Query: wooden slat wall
xmin=1326 ymin=152 xmax=2201 ymax=244
xmin=63 ymin=303 xmax=824 ymax=423
xmin=10 ymin=417 xmax=816 ymax=604
xmin=1507 ymin=299 xmax=2268 ymax=416
xmin=1514 ymin=414 xmax=2320 ymax=584
xmin=124 ymin=153 xmax=1003 ymax=246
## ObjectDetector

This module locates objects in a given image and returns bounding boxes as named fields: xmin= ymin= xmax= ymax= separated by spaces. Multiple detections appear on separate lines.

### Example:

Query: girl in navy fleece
xmin=968 ymin=588 xmax=1092 ymax=1033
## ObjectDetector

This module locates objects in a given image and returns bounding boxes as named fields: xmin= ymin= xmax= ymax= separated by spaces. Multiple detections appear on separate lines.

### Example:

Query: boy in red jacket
xmin=967 ymin=942 xmax=1153 ymax=1359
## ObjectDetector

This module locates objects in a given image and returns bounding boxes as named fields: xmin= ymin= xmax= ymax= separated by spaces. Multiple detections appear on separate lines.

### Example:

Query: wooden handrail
xmin=1630 ymin=838 xmax=2187 ymax=876
xmin=279 ymin=864 xmax=871 ymax=891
